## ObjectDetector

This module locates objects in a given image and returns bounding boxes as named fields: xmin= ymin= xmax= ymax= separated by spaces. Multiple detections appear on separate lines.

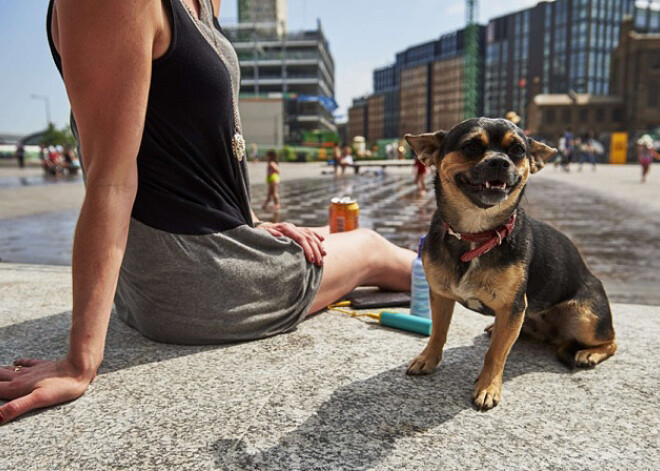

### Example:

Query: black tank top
xmin=46 ymin=0 xmax=253 ymax=234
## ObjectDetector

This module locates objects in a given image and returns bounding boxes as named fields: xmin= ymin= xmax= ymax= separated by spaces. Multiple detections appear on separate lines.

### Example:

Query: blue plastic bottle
xmin=410 ymin=236 xmax=431 ymax=319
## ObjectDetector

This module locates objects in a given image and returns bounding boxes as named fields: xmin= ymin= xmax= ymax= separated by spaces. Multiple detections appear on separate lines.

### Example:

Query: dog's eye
xmin=462 ymin=142 xmax=482 ymax=157
xmin=509 ymin=144 xmax=526 ymax=158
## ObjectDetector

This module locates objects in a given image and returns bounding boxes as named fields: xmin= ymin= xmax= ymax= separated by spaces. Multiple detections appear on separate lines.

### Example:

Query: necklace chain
xmin=181 ymin=0 xmax=245 ymax=161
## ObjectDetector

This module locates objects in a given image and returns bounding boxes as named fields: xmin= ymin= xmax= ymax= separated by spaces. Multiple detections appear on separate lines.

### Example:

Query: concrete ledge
xmin=1 ymin=263 xmax=659 ymax=470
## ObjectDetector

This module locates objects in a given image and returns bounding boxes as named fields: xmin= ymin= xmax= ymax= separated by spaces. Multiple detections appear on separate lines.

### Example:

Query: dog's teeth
xmin=502 ymin=183 xmax=507 ymax=189
xmin=485 ymin=182 xmax=491 ymax=189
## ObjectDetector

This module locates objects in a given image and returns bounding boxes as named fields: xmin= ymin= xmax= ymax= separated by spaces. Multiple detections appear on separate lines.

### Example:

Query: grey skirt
xmin=114 ymin=218 xmax=323 ymax=344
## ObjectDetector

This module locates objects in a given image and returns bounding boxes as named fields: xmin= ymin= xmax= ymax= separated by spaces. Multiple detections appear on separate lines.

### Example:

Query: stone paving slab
xmin=537 ymin=163 xmax=660 ymax=212
xmin=1 ymin=263 xmax=659 ymax=470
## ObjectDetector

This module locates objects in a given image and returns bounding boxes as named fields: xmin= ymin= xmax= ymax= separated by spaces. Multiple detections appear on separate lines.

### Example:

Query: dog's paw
xmin=574 ymin=348 xmax=608 ymax=368
xmin=406 ymin=351 xmax=442 ymax=376
xmin=472 ymin=380 xmax=501 ymax=411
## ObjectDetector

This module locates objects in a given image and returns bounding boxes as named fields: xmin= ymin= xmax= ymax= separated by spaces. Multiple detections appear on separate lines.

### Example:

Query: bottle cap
xmin=418 ymin=235 xmax=425 ymax=257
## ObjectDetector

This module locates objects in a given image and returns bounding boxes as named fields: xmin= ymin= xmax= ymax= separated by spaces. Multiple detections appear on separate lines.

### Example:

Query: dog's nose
xmin=487 ymin=157 xmax=511 ymax=170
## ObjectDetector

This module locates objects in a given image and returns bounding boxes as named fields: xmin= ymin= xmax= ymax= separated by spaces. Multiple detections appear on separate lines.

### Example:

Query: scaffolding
xmin=463 ymin=0 xmax=479 ymax=119
xmin=237 ymin=0 xmax=250 ymax=23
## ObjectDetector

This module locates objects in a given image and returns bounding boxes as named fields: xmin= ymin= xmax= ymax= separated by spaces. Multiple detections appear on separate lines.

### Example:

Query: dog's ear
xmin=404 ymin=131 xmax=447 ymax=166
xmin=528 ymin=138 xmax=557 ymax=174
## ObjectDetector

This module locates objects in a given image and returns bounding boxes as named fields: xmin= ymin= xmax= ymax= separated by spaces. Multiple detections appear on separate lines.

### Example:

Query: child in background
xmin=262 ymin=149 xmax=281 ymax=209
xmin=637 ymin=134 xmax=659 ymax=184
xmin=413 ymin=155 xmax=427 ymax=194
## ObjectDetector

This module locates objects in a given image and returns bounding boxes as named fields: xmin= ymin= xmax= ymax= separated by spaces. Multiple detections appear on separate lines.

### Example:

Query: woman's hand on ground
xmin=257 ymin=222 xmax=326 ymax=267
xmin=0 ymin=358 xmax=95 ymax=425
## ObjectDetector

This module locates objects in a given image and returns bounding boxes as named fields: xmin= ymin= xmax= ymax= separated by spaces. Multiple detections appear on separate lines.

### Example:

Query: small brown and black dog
xmin=404 ymin=118 xmax=616 ymax=411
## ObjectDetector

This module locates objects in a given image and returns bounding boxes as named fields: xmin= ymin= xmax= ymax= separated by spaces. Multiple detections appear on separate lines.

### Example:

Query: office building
xmin=611 ymin=15 xmax=660 ymax=134
xmin=348 ymin=27 xmax=485 ymax=143
xmin=484 ymin=0 xmax=660 ymax=125
xmin=237 ymin=0 xmax=287 ymax=36
xmin=350 ymin=0 xmax=660 ymax=145
xmin=527 ymin=93 xmax=625 ymax=138
xmin=373 ymin=64 xmax=400 ymax=140
xmin=225 ymin=4 xmax=337 ymax=146
xmin=347 ymin=97 xmax=367 ymax=143
xmin=528 ymin=14 xmax=660 ymax=139
xmin=632 ymin=0 xmax=660 ymax=32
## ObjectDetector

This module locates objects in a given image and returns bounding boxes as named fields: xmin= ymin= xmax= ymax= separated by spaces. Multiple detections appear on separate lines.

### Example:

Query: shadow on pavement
xmin=0 ymin=311 xmax=224 ymax=376
xmin=212 ymin=335 xmax=568 ymax=470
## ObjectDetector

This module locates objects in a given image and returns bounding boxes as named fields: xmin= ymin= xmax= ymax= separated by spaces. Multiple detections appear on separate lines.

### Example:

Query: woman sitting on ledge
xmin=0 ymin=0 xmax=415 ymax=425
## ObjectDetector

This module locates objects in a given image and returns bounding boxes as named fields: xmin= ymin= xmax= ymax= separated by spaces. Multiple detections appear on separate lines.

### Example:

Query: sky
xmin=0 ymin=0 xmax=540 ymax=135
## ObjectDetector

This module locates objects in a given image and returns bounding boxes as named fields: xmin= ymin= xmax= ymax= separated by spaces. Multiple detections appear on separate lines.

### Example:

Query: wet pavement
xmin=1 ymin=173 xmax=659 ymax=305
xmin=0 ymin=173 xmax=81 ymax=189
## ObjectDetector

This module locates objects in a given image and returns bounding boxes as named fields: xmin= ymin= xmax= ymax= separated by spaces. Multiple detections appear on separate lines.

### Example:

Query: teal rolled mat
xmin=379 ymin=311 xmax=432 ymax=336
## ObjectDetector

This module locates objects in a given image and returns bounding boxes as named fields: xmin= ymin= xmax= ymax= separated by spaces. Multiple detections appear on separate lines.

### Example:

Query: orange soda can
xmin=329 ymin=197 xmax=360 ymax=233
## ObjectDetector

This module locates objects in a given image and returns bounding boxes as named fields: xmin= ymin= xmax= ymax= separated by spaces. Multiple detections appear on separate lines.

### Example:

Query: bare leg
xmin=273 ymin=182 xmax=280 ymax=209
xmin=262 ymin=185 xmax=274 ymax=209
xmin=307 ymin=228 xmax=415 ymax=314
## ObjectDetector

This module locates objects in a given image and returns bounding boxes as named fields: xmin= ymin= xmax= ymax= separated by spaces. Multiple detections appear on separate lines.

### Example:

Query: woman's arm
xmin=0 ymin=0 xmax=165 ymax=425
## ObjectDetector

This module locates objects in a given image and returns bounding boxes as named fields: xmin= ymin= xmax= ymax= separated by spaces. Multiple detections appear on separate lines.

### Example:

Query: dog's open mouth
xmin=458 ymin=175 xmax=515 ymax=194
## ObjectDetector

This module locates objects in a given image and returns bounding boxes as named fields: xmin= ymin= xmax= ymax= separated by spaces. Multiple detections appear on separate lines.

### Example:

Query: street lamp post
xmin=31 ymin=94 xmax=52 ymax=128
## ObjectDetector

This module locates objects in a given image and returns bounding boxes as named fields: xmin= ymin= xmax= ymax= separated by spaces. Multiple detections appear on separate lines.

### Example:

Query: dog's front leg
xmin=473 ymin=297 xmax=526 ymax=411
xmin=406 ymin=291 xmax=455 ymax=375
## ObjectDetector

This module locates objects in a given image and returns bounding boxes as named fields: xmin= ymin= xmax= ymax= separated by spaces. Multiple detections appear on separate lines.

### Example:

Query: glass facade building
xmin=352 ymin=0 xmax=660 ymax=141
xmin=358 ymin=27 xmax=484 ymax=140
xmin=224 ymin=22 xmax=337 ymax=144
xmin=483 ymin=0 xmax=660 ymax=124
xmin=373 ymin=65 xmax=400 ymax=139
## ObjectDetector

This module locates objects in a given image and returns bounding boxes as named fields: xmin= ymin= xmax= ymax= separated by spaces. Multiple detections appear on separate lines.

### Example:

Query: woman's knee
xmin=352 ymin=228 xmax=392 ymax=266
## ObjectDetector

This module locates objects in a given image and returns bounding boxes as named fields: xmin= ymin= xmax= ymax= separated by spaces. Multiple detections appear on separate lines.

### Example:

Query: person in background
xmin=39 ymin=144 xmax=48 ymax=162
xmin=332 ymin=145 xmax=341 ymax=177
xmin=262 ymin=149 xmax=281 ymax=210
xmin=562 ymin=126 xmax=575 ymax=172
xmin=637 ymin=134 xmax=659 ymax=183
xmin=62 ymin=145 xmax=80 ymax=176
xmin=504 ymin=111 xmax=522 ymax=127
xmin=249 ymin=143 xmax=259 ymax=163
xmin=14 ymin=143 xmax=25 ymax=169
xmin=556 ymin=134 xmax=567 ymax=171
xmin=339 ymin=145 xmax=354 ymax=175
xmin=413 ymin=154 xmax=427 ymax=195
xmin=397 ymin=141 xmax=406 ymax=160
xmin=579 ymin=131 xmax=597 ymax=172
xmin=43 ymin=145 xmax=62 ymax=176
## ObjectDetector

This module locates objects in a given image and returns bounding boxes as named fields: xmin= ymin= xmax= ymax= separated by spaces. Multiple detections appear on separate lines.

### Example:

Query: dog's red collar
xmin=442 ymin=212 xmax=517 ymax=263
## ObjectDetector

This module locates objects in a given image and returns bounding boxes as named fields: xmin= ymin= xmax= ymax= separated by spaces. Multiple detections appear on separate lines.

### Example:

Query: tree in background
xmin=39 ymin=123 xmax=75 ymax=148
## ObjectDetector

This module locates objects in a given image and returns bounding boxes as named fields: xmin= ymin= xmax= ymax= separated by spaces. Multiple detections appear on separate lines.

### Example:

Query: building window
xmin=545 ymin=109 xmax=556 ymax=124
xmin=562 ymin=108 xmax=571 ymax=122
xmin=648 ymin=82 xmax=659 ymax=107
xmin=579 ymin=108 xmax=589 ymax=121
xmin=651 ymin=52 xmax=660 ymax=70
xmin=595 ymin=108 xmax=605 ymax=122
xmin=612 ymin=108 xmax=622 ymax=122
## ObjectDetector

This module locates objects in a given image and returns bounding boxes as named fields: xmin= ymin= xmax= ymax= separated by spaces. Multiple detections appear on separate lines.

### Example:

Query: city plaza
xmin=2 ymin=0 xmax=660 ymax=468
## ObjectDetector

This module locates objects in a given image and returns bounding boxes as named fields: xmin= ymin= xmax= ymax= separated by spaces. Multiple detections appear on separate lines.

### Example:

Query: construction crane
xmin=463 ymin=0 xmax=479 ymax=119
